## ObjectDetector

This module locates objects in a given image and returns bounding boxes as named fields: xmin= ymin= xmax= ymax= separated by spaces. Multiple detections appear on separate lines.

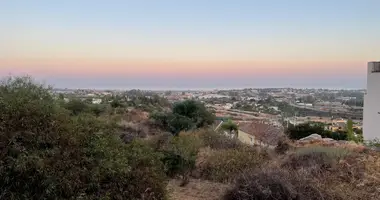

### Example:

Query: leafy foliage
xmin=64 ymin=98 xmax=89 ymax=115
xmin=172 ymin=100 xmax=215 ymax=129
xmin=159 ymin=133 xmax=203 ymax=181
xmin=151 ymin=100 xmax=215 ymax=135
xmin=286 ymin=122 xmax=330 ymax=139
xmin=220 ymin=120 xmax=238 ymax=133
xmin=286 ymin=122 xmax=349 ymax=141
xmin=110 ymin=98 xmax=124 ymax=108
xmin=0 ymin=76 xmax=167 ymax=200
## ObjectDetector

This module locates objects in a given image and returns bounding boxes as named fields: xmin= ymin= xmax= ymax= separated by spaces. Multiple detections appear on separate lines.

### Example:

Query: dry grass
xmin=163 ymin=132 xmax=380 ymax=199
xmin=195 ymin=146 xmax=269 ymax=182
xmin=321 ymin=151 xmax=380 ymax=199
xmin=281 ymin=147 xmax=380 ymax=200
xmin=167 ymin=179 xmax=230 ymax=200
xmin=225 ymin=168 xmax=335 ymax=200
xmin=223 ymin=144 xmax=380 ymax=200
xmin=194 ymin=129 xmax=242 ymax=150
xmin=294 ymin=139 xmax=368 ymax=153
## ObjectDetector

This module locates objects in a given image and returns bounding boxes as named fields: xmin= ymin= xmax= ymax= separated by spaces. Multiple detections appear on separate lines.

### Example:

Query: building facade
xmin=364 ymin=62 xmax=380 ymax=140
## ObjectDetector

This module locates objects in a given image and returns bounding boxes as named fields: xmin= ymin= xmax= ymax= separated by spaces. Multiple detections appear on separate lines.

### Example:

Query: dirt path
xmin=167 ymin=179 xmax=230 ymax=200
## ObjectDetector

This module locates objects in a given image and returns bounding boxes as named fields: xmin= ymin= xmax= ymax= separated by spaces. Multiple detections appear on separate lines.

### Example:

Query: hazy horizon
xmin=25 ymin=74 xmax=364 ymax=90
xmin=1 ymin=0 xmax=379 ymax=89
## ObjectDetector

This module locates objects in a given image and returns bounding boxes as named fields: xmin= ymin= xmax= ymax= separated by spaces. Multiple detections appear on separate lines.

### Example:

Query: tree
xmin=286 ymin=122 xmax=333 ymax=140
xmin=64 ymin=98 xmax=88 ymax=115
xmin=221 ymin=120 xmax=238 ymax=133
xmin=110 ymin=98 xmax=123 ymax=108
xmin=151 ymin=100 xmax=215 ymax=135
xmin=90 ymin=104 xmax=106 ymax=116
xmin=172 ymin=100 xmax=215 ymax=128
xmin=346 ymin=119 xmax=361 ymax=142
xmin=58 ymin=93 xmax=65 ymax=100
xmin=167 ymin=113 xmax=194 ymax=135
xmin=302 ymin=95 xmax=316 ymax=104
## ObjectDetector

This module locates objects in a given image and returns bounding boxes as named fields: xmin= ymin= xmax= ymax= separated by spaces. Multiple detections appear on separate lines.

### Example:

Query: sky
xmin=1 ymin=0 xmax=379 ymax=89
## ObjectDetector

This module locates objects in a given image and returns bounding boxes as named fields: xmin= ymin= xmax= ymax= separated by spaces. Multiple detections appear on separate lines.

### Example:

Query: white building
xmin=92 ymin=98 xmax=102 ymax=104
xmin=364 ymin=62 xmax=380 ymax=140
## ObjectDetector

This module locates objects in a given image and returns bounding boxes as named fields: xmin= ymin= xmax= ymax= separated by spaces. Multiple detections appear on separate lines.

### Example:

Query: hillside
xmin=1 ymin=77 xmax=379 ymax=200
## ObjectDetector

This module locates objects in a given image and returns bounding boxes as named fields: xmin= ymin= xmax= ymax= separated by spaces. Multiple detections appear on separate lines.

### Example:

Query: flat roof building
xmin=364 ymin=62 xmax=380 ymax=140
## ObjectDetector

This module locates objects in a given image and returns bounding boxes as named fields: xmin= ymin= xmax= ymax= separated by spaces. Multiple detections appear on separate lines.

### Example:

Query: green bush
xmin=365 ymin=138 xmax=380 ymax=148
xmin=64 ymin=98 xmax=89 ymax=116
xmin=220 ymin=120 xmax=238 ymax=133
xmin=84 ymin=139 xmax=167 ymax=200
xmin=172 ymin=100 xmax=215 ymax=128
xmin=286 ymin=122 xmax=339 ymax=140
xmin=150 ymin=100 xmax=215 ymax=135
xmin=110 ymin=99 xmax=124 ymax=108
xmin=0 ymin=76 xmax=168 ymax=200
xmin=0 ymin=76 xmax=65 ymax=134
xmin=167 ymin=113 xmax=195 ymax=135
xmin=89 ymin=104 xmax=107 ymax=116
xmin=160 ymin=132 xmax=203 ymax=180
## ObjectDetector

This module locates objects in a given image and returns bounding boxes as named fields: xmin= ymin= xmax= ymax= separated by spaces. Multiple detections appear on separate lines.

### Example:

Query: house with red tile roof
xmin=236 ymin=120 xmax=283 ymax=148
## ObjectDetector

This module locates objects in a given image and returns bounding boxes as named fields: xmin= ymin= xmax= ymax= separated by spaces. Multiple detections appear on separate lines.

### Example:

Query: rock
xmin=322 ymin=138 xmax=334 ymax=142
xmin=299 ymin=134 xmax=322 ymax=141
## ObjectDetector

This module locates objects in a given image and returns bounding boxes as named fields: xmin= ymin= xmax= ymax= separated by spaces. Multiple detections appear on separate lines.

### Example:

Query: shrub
xmin=220 ymin=120 xmax=238 ymax=133
xmin=196 ymin=129 xmax=242 ymax=150
xmin=172 ymin=100 xmax=215 ymax=128
xmin=286 ymin=122 xmax=334 ymax=140
xmin=365 ymin=138 xmax=380 ymax=148
xmin=117 ymin=121 xmax=149 ymax=141
xmin=89 ymin=104 xmax=107 ymax=116
xmin=0 ymin=76 xmax=64 ymax=134
xmin=0 ymin=76 xmax=168 ymax=199
xmin=110 ymin=99 xmax=124 ymax=108
xmin=224 ymin=168 xmax=334 ymax=200
xmin=81 ymin=137 xmax=168 ymax=200
xmin=64 ymin=98 xmax=89 ymax=115
xmin=150 ymin=111 xmax=170 ymax=129
xmin=160 ymin=132 xmax=203 ymax=183
xmin=275 ymin=137 xmax=292 ymax=154
xmin=146 ymin=132 xmax=173 ymax=151
xmin=198 ymin=146 xmax=269 ymax=182
xmin=282 ymin=146 xmax=351 ymax=174
xmin=294 ymin=146 xmax=351 ymax=160
xmin=150 ymin=112 xmax=194 ymax=135
xmin=145 ymin=132 xmax=203 ymax=185
xmin=167 ymin=113 xmax=195 ymax=135
xmin=150 ymin=100 xmax=215 ymax=135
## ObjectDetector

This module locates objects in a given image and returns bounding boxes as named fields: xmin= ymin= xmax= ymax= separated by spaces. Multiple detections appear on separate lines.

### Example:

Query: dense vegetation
xmin=0 ymin=77 xmax=167 ymax=199
xmin=151 ymin=100 xmax=215 ymax=135
xmin=1 ymin=76 xmax=379 ymax=200
xmin=286 ymin=122 xmax=363 ymax=142
xmin=0 ymin=76 xmax=219 ymax=199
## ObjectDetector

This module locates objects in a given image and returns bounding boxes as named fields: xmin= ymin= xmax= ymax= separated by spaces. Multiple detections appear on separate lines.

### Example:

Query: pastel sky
xmin=1 ymin=0 xmax=379 ymax=89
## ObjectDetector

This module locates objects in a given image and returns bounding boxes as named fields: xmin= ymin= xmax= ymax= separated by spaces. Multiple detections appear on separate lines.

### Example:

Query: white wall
xmin=364 ymin=62 xmax=380 ymax=140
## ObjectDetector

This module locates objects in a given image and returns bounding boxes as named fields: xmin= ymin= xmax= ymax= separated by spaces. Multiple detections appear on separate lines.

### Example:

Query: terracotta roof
xmin=238 ymin=120 xmax=283 ymax=145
